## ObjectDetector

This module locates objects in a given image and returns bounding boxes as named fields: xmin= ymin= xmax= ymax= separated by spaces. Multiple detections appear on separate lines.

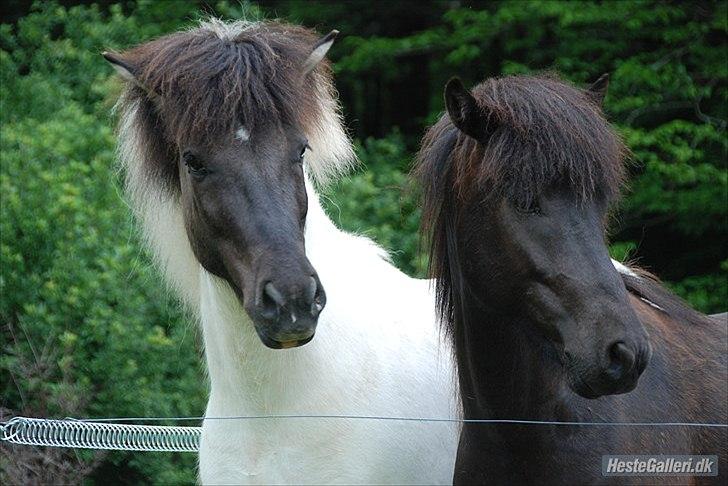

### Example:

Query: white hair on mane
xmin=195 ymin=18 xmax=256 ymax=40
xmin=304 ymin=75 xmax=357 ymax=185
xmin=115 ymin=100 xmax=201 ymax=309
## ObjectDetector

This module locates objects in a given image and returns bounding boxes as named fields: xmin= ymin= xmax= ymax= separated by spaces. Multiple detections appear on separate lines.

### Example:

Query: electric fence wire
xmin=2 ymin=415 xmax=726 ymax=453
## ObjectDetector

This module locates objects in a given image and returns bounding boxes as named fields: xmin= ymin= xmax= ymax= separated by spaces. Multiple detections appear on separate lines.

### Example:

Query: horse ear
xmin=586 ymin=73 xmax=610 ymax=105
xmin=444 ymin=77 xmax=493 ymax=141
xmin=303 ymin=30 xmax=339 ymax=75
xmin=102 ymin=51 xmax=139 ymax=83
xmin=103 ymin=51 xmax=159 ymax=99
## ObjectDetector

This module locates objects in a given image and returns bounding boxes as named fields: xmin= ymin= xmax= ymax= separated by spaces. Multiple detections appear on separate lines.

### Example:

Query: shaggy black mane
xmin=417 ymin=74 xmax=628 ymax=212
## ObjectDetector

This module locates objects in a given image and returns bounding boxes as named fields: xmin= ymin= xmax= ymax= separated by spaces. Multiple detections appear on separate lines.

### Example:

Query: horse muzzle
xmin=249 ymin=276 xmax=326 ymax=349
xmin=254 ymin=319 xmax=318 ymax=349
xmin=567 ymin=341 xmax=651 ymax=398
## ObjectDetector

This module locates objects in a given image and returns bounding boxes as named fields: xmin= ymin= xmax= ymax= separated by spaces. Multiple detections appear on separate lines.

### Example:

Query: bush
xmin=1 ymin=3 xmax=206 ymax=483
xmin=1 ymin=1 xmax=725 ymax=483
xmin=322 ymin=132 xmax=427 ymax=276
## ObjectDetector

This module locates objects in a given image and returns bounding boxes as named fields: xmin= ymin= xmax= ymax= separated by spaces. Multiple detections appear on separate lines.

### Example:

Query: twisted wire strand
xmin=1 ymin=417 xmax=200 ymax=452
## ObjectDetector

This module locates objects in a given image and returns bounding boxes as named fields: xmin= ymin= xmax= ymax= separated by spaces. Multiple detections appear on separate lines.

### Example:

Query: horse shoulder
xmin=628 ymin=294 xmax=727 ymax=423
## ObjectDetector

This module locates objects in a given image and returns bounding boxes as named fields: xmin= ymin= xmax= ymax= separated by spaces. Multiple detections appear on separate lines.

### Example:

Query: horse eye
xmin=517 ymin=200 xmax=542 ymax=216
xmin=299 ymin=144 xmax=310 ymax=162
xmin=183 ymin=151 xmax=207 ymax=176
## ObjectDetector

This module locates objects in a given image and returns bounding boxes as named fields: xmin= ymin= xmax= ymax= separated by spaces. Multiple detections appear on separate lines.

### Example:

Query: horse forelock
xmin=115 ymin=18 xmax=354 ymax=202
xmin=421 ymin=75 xmax=629 ymax=214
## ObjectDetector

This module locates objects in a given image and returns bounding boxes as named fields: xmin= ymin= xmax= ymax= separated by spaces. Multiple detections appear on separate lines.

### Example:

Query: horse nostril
xmin=306 ymin=276 xmax=317 ymax=303
xmin=607 ymin=341 xmax=635 ymax=379
xmin=262 ymin=282 xmax=285 ymax=319
xmin=309 ymin=277 xmax=325 ymax=317
xmin=634 ymin=345 xmax=650 ymax=375
xmin=264 ymin=282 xmax=286 ymax=306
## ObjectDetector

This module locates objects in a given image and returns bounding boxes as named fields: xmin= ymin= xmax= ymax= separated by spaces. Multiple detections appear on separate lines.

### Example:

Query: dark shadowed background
xmin=1 ymin=0 xmax=725 ymax=483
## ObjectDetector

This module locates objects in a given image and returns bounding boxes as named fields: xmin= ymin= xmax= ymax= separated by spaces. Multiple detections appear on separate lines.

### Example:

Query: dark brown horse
xmin=415 ymin=73 xmax=727 ymax=484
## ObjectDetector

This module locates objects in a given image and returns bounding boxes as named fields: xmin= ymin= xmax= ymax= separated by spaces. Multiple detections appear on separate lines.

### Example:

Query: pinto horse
xmin=105 ymin=19 xmax=457 ymax=484
xmin=415 ymin=73 xmax=727 ymax=484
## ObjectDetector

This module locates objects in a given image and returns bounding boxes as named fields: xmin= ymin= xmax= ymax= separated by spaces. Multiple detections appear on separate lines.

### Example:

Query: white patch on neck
xmin=235 ymin=126 xmax=250 ymax=142
xmin=611 ymin=259 xmax=638 ymax=278
xmin=612 ymin=260 xmax=664 ymax=311
xmin=640 ymin=297 xmax=665 ymax=311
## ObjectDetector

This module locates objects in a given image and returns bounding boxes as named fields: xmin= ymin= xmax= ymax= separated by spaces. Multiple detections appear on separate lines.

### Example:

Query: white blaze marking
xmin=235 ymin=126 xmax=250 ymax=142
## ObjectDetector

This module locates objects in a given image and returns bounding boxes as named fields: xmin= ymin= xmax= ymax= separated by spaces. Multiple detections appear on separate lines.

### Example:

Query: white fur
xmin=116 ymin=21 xmax=458 ymax=484
xmin=196 ymin=185 xmax=458 ymax=484
xmin=235 ymin=126 xmax=250 ymax=142
xmin=196 ymin=18 xmax=257 ymax=41
xmin=611 ymin=259 xmax=638 ymax=278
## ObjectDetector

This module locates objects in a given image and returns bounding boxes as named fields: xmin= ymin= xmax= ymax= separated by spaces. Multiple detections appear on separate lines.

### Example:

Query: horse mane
xmin=413 ymin=119 xmax=467 ymax=341
xmin=114 ymin=18 xmax=354 ymax=198
xmin=414 ymin=74 xmax=708 ymax=339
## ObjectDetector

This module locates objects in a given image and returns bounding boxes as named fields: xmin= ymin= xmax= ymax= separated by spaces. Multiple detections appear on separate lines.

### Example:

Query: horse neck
xmin=454 ymin=294 xmax=568 ymax=420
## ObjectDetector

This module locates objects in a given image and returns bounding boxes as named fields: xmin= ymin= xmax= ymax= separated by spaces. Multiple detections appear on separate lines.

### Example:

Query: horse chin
xmin=569 ymin=379 xmax=604 ymax=399
xmin=254 ymin=327 xmax=316 ymax=350
xmin=569 ymin=374 xmax=640 ymax=399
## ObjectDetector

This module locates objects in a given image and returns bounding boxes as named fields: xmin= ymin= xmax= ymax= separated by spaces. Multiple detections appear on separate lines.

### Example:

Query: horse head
xmin=104 ymin=23 xmax=343 ymax=349
xmin=418 ymin=74 xmax=651 ymax=398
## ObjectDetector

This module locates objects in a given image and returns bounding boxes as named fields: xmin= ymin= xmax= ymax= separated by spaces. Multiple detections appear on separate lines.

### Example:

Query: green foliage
xmin=666 ymin=259 xmax=728 ymax=313
xmin=0 ymin=2 xmax=207 ymax=483
xmin=622 ymin=122 xmax=727 ymax=236
xmin=321 ymin=132 xmax=426 ymax=276
xmin=1 ymin=0 xmax=725 ymax=482
xmin=608 ymin=241 xmax=638 ymax=263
